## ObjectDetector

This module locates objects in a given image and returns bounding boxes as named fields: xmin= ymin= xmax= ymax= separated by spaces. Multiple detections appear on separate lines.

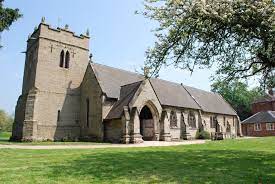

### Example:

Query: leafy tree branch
xmin=141 ymin=0 xmax=275 ymax=88
xmin=0 ymin=0 xmax=22 ymax=47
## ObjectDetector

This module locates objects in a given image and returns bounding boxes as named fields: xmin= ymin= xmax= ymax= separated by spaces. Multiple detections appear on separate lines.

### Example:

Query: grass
xmin=0 ymin=137 xmax=274 ymax=183
xmin=0 ymin=131 xmax=11 ymax=141
xmin=0 ymin=132 xmax=109 ymax=145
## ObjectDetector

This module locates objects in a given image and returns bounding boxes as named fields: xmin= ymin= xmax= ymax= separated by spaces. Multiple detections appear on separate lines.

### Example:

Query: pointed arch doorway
xmin=139 ymin=105 xmax=155 ymax=141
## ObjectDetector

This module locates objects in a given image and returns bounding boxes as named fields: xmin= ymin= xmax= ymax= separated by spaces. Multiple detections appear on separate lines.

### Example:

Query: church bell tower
xmin=12 ymin=18 xmax=90 ymax=141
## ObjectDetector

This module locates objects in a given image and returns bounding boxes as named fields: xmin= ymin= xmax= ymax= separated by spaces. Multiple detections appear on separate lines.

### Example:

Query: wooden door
xmin=142 ymin=119 xmax=155 ymax=140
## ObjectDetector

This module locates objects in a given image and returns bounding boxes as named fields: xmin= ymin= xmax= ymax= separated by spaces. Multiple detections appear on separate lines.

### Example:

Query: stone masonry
xmin=12 ymin=19 xmax=241 ymax=143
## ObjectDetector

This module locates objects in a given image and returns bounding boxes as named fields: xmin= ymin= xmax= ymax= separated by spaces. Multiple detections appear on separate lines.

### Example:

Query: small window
xmin=60 ymin=50 xmax=64 ymax=67
xmin=223 ymin=116 xmax=226 ymax=127
xmin=86 ymin=98 xmax=90 ymax=127
xmin=188 ymin=111 xmax=196 ymax=128
xmin=210 ymin=116 xmax=215 ymax=128
xmin=226 ymin=122 xmax=231 ymax=133
xmin=57 ymin=110 xmax=61 ymax=122
xmin=266 ymin=123 xmax=275 ymax=131
xmin=254 ymin=123 xmax=261 ymax=131
xmin=65 ymin=51 xmax=70 ymax=68
xmin=170 ymin=111 xmax=177 ymax=128
xmin=210 ymin=116 xmax=218 ymax=129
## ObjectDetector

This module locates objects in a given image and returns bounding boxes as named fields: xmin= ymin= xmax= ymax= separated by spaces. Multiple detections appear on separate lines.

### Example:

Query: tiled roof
xmin=106 ymin=81 xmax=142 ymax=119
xmin=183 ymin=85 xmax=237 ymax=115
xmin=149 ymin=78 xmax=200 ymax=109
xmin=91 ymin=63 xmax=143 ymax=98
xmin=91 ymin=63 xmax=237 ymax=118
xmin=242 ymin=111 xmax=275 ymax=124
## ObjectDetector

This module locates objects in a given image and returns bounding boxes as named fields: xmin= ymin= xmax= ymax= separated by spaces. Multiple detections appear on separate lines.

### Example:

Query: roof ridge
xmin=216 ymin=93 xmax=238 ymax=115
xmin=105 ymin=81 xmax=142 ymax=119
xmin=242 ymin=110 xmax=275 ymax=124
xmin=118 ymin=83 xmax=141 ymax=104
xmin=90 ymin=62 xmax=105 ymax=96
xmin=181 ymin=85 xmax=203 ymax=110
xmin=151 ymin=77 xmax=182 ymax=86
xmin=91 ymin=62 xmax=143 ymax=77
xmin=151 ymin=76 xmax=215 ymax=95
xmin=241 ymin=111 xmax=261 ymax=123
xmin=183 ymin=84 xmax=216 ymax=95
xmin=120 ymin=80 xmax=144 ymax=88
xmin=267 ymin=110 xmax=275 ymax=118
xmin=92 ymin=62 xmax=215 ymax=95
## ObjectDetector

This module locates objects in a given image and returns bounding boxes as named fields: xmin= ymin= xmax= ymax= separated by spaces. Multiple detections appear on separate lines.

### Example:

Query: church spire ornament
xmin=41 ymin=16 xmax=46 ymax=23
xmin=65 ymin=24 xmax=69 ymax=30
xmin=86 ymin=29 xmax=90 ymax=37
xmin=89 ymin=53 xmax=93 ymax=63
xmin=143 ymin=66 xmax=150 ymax=79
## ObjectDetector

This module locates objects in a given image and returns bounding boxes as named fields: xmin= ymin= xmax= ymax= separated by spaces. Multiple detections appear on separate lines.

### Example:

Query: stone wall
xmin=162 ymin=107 xmax=183 ymax=141
xmin=22 ymin=39 xmax=39 ymax=95
xmin=104 ymin=119 xmax=122 ymax=143
xmin=129 ymin=80 xmax=162 ymax=141
xmin=13 ymin=22 xmax=89 ymax=141
xmin=11 ymin=95 xmax=27 ymax=140
xmin=102 ymin=97 xmax=116 ymax=119
xmin=156 ymin=107 xmax=238 ymax=141
xmin=201 ymin=112 xmax=238 ymax=138
xmin=35 ymin=23 xmax=89 ymax=94
xmin=80 ymin=65 xmax=104 ymax=141
xmin=34 ymin=90 xmax=81 ymax=141
xmin=181 ymin=108 xmax=200 ymax=139
xmin=129 ymin=80 xmax=162 ymax=115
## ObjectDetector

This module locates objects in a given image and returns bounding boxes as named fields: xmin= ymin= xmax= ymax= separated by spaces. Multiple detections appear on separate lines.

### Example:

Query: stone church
xmin=11 ymin=20 xmax=241 ymax=143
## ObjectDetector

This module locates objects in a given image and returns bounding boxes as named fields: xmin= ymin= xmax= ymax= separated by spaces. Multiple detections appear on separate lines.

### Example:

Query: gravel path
xmin=0 ymin=140 xmax=206 ymax=150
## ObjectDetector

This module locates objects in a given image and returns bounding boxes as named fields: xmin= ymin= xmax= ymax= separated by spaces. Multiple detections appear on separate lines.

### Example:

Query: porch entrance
xmin=139 ymin=105 xmax=155 ymax=141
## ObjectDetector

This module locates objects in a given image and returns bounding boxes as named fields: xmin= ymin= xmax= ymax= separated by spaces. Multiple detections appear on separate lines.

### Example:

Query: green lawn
xmin=0 ymin=131 xmax=11 ymax=141
xmin=0 ymin=137 xmax=274 ymax=184
xmin=0 ymin=132 xmax=109 ymax=145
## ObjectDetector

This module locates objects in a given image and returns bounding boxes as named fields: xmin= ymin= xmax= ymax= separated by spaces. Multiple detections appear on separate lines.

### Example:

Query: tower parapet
xmin=27 ymin=19 xmax=89 ymax=52
xmin=12 ymin=18 xmax=90 ymax=141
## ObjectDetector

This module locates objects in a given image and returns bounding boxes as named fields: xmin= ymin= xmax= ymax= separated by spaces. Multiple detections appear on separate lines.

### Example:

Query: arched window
xmin=170 ymin=111 xmax=177 ymax=128
xmin=188 ymin=111 xmax=196 ymax=128
xmin=60 ymin=50 xmax=64 ymax=67
xmin=65 ymin=51 xmax=70 ymax=68
xmin=226 ymin=122 xmax=231 ymax=133
xmin=210 ymin=116 xmax=217 ymax=128
xmin=86 ymin=98 xmax=90 ymax=127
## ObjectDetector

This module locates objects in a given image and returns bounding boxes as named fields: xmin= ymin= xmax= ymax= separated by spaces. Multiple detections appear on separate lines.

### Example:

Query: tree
xmin=0 ymin=109 xmax=13 ymax=132
xmin=141 ymin=0 xmax=275 ymax=88
xmin=0 ymin=0 xmax=22 ymax=47
xmin=211 ymin=80 xmax=264 ymax=120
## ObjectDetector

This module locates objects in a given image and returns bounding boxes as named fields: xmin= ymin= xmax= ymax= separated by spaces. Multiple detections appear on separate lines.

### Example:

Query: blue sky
xmin=0 ymin=0 xmax=214 ymax=114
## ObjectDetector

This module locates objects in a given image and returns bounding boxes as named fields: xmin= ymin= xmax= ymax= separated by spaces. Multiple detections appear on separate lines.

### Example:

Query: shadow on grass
xmin=48 ymin=148 xmax=275 ymax=183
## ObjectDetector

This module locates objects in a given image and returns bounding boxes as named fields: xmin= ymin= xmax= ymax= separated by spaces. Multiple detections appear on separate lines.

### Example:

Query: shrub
xmin=196 ymin=130 xmax=210 ymax=140
xmin=0 ymin=110 xmax=14 ymax=132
